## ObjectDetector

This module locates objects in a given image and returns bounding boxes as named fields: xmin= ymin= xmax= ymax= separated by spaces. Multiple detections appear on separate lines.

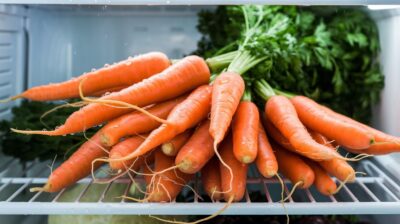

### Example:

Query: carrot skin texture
xmin=273 ymin=143 xmax=315 ymax=189
xmin=162 ymin=129 xmax=193 ymax=156
xmin=41 ymin=133 xmax=109 ymax=192
xmin=291 ymin=96 xmax=373 ymax=150
xmin=309 ymin=131 xmax=356 ymax=182
xmin=210 ymin=72 xmax=245 ymax=145
xmin=219 ymin=136 xmax=248 ymax=202
xmin=116 ymin=85 xmax=212 ymax=162
xmin=100 ymin=96 xmax=186 ymax=147
xmin=265 ymin=95 xmax=342 ymax=161
xmin=232 ymin=101 xmax=259 ymax=164
xmin=175 ymin=120 xmax=214 ymax=174
xmin=21 ymin=52 xmax=170 ymax=101
xmin=109 ymin=135 xmax=147 ymax=170
xmin=307 ymin=160 xmax=337 ymax=196
xmin=89 ymin=85 xmax=129 ymax=97
xmin=36 ymin=55 xmax=210 ymax=135
xmin=147 ymin=151 xmax=193 ymax=202
xmin=320 ymin=105 xmax=400 ymax=154
xmin=201 ymin=157 xmax=222 ymax=201
xmin=256 ymin=123 xmax=278 ymax=178
xmin=262 ymin=116 xmax=296 ymax=152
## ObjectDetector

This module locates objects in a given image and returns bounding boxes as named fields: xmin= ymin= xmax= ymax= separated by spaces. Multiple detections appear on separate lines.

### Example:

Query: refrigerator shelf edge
xmin=0 ymin=159 xmax=399 ymax=215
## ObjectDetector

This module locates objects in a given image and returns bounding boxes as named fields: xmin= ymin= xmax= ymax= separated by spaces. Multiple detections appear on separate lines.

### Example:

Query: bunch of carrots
xmin=3 ymin=50 xmax=399 ymax=202
xmin=1 ymin=6 xmax=399 ymax=222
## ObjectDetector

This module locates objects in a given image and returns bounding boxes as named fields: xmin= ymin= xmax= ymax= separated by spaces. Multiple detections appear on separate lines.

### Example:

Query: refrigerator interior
xmin=0 ymin=3 xmax=399 ymax=224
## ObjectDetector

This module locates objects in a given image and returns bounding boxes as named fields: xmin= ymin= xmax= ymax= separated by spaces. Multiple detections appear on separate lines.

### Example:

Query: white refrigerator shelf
xmin=0 ymin=158 xmax=399 ymax=215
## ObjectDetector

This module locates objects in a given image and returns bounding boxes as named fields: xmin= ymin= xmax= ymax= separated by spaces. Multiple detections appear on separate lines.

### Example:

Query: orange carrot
xmin=232 ymin=101 xmax=259 ymax=164
xmin=307 ymin=160 xmax=337 ymax=196
xmin=109 ymin=135 xmax=148 ymax=171
xmin=175 ymin=120 xmax=214 ymax=174
xmin=219 ymin=135 xmax=248 ymax=202
xmin=30 ymin=133 xmax=109 ymax=192
xmin=14 ymin=55 xmax=210 ymax=136
xmin=290 ymin=96 xmax=374 ymax=150
xmin=309 ymin=131 xmax=356 ymax=182
xmin=10 ymin=52 xmax=170 ymax=101
xmin=89 ymin=85 xmax=129 ymax=97
xmin=265 ymin=95 xmax=342 ymax=161
xmin=146 ymin=151 xmax=193 ymax=202
xmin=273 ymin=142 xmax=315 ymax=189
xmin=256 ymin=123 xmax=278 ymax=178
xmin=162 ymin=129 xmax=193 ymax=156
xmin=100 ymin=96 xmax=186 ymax=146
xmin=262 ymin=116 xmax=296 ymax=152
xmin=109 ymin=85 xmax=212 ymax=163
xmin=210 ymin=72 xmax=245 ymax=147
xmin=265 ymin=116 xmax=355 ymax=182
xmin=320 ymin=105 xmax=400 ymax=154
xmin=201 ymin=157 xmax=222 ymax=201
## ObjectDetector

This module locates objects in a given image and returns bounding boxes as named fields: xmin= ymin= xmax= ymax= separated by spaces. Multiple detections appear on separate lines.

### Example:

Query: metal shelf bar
xmin=52 ymin=188 xmax=66 ymax=202
xmin=5 ymin=180 xmax=31 ymax=202
xmin=357 ymin=181 xmax=381 ymax=202
xmin=98 ymin=182 xmax=113 ymax=203
xmin=305 ymin=189 xmax=316 ymax=203
xmin=1 ymin=0 xmax=399 ymax=5
xmin=121 ymin=181 xmax=132 ymax=203
xmin=0 ymin=160 xmax=399 ymax=215
xmin=28 ymin=190 xmax=43 ymax=202
xmin=74 ymin=181 xmax=92 ymax=202
xmin=341 ymin=185 xmax=359 ymax=202
xmin=375 ymin=180 xmax=400 ymax=201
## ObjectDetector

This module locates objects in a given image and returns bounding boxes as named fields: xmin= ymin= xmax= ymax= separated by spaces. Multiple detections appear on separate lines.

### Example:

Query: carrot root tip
xmin=0 ymin=94 xmax=22 ymax=103
xmin=161 ymin=143 xmax=174 ymax=156
xmin=30 ymin=183 xmax=51 ymax=192
xmin=177 ymin=160 xmax=191 ymax=173
xmin=10 ymin=128 xmax=54 ymax=136
xmin=241 ymin=156 xmax=252 ymax=164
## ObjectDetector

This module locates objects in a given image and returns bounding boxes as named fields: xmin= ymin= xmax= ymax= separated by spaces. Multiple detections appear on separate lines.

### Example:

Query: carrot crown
xmin=255 ymin=79 xmax=295 ymax=101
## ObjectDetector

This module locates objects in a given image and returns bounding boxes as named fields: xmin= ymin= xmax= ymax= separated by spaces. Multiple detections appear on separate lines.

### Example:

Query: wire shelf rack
xmin=0 ymin=156 xmax=399 ymax=215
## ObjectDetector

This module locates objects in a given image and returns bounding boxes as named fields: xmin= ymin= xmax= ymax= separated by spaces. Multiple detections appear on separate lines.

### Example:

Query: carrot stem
xmin=255 ymin=79 xmax=276 ymax=100
xmin=242 ymin=88 xmax=252 ymax=102
xmin=206 ymin=51 xmax=238 ymax=73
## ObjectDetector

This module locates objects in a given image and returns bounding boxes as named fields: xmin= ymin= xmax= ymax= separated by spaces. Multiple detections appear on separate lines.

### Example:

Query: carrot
xmin=162 ymin=129 xmax=193 ymax=156
xmin=109 ymin=135 xmax=148 ymax=171
xmin=219 ymin=135 xmax=248 ymax=202
xmin=265 ymin=116 xmax=355 ymax=182
xmin=146 ymin=151 xmax=193 ymax=202
xmin=30 ymin=132 xmax=109 ymax=192
xmin=175 ymin=120 xmax=214 ymax=174
xmin=210 ymin=72 xmax=245 ymax=147
xmin=256 ymin=122 xmax=278 ymax=178
xmin=109 ymin=85 xmax=212 ymax=163
xmin=201 ymin=157 xmax=222 ymax=201
xmin=290 ymin=96 xmax=374 ymax=150
xmin=273 ymin=142 xmax=315 ymax=189
xmin=262 ymin=116 xmax=296 ymax=152
xmin=265 ymin=95 xmax=343 ymax=161
xmin=13 ymin=55 xmax=210 ymax=136
xmin=100 ymin=96 xmax=186 ymax=146
xmin=89 ymin=85 xmax=129 ymax=97
xmin=307 ymin=160 xmax=337 ymax=196
xmin=320 ymin=105 xmax=400 ymax=154
xmin=7 ymin=52 xmax=170 ymax=102
xmin=309 ymin=131 xmax=356 ymax=182
xmin=232 ymin=101 xmax=259 ymax=164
